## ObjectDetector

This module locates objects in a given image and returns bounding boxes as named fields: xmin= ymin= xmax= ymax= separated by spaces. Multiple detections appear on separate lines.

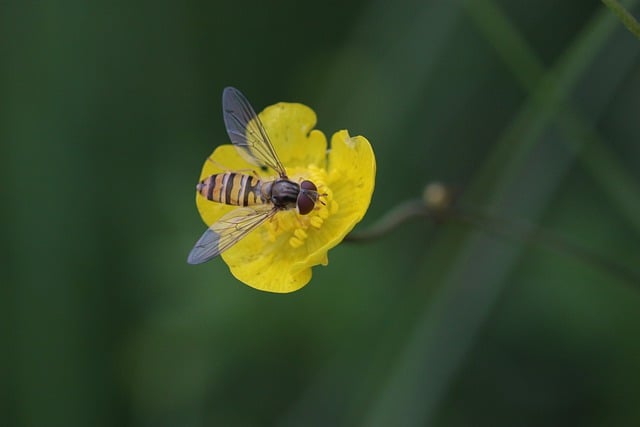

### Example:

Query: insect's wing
xmin=222 ymin=87 xmax=287 ymax=177
xmin=187 ymin=206 xmax=276 ymax=264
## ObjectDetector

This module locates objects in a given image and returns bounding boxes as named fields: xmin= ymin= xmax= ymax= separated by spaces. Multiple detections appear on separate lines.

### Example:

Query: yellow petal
xmin=257 ymin=103 xmax=327 ymax=170
xmin=224 ymin=241 xmax=313 ymax=293
xmin=326 ymin=130 xmax=376 ymax=226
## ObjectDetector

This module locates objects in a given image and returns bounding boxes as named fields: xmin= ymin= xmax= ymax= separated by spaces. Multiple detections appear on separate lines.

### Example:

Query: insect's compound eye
xmin=297 ymin=180 xmax=319 ymax=215
xmin=300 ymin=180 xmax=317 ymax=193
xmin=296 ymin=193 xmax=316 ymax=215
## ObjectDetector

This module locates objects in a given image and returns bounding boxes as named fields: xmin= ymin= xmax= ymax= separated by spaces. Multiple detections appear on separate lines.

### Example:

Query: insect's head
xmin=297 ymin=180 xmax=321 ymax=215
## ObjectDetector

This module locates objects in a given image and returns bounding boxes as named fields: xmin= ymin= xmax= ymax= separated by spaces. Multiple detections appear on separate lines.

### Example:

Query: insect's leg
xmin=205 ymin=156 xmax=233 ymax=171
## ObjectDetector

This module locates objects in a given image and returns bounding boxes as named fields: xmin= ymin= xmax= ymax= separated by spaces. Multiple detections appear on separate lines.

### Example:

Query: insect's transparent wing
xmin=187 ymin=206 xmax=276 ymax=264
xmin=222 ymin=87 xmax=287 ymax=177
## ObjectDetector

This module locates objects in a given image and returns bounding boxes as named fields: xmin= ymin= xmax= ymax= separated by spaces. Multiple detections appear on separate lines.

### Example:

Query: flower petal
xmin=258 ymin=103 xmax=327 ymax=170
xmin=222 ymin=222 xmax=313 ymax=293
xmin=326 ymin=130 xmax=377 ymax=226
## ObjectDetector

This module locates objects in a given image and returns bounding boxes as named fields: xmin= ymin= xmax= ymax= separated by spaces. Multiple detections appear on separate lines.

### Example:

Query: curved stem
xmin=344 ymin=199 xmax=430 ymax=243
xmin=346 ymin=198 xmax=640 ymax=287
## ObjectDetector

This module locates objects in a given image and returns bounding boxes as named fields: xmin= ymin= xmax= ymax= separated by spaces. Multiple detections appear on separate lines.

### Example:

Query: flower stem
xmin=344 ymin=200 xmax=429 ymax=243
xmin=347 ymin=194 xmax=640 ymax=287
xmin=602 ymin=0 xmax=640 ymax=38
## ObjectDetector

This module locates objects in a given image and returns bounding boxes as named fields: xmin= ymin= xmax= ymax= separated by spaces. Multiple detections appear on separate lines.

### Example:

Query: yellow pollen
xmin=289 ymin=236 xmax=304 ymax=248
xmin=310 ymin=216 xmax=324 ymax=228
xmin=294 ymin=228 xmax=308 ymax=240
xmin=330 ymin=200 xmax=339 ymax=214
xmin=318 ymin=206 xmax=329 ymax=219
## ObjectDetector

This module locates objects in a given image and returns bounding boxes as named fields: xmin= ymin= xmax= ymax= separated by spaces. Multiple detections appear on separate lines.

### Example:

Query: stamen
xmin=289 ymin=237 xmax=304 ymax=248
xmin=330 ymin=200 xmax=339 ymax=214
xmin=310 ymin=216 xmax=324 ymax=228
xmin=294 ymin=228 xmax=308 ymax=240
xmin=318 ymin=207 xmax=330 ymax=219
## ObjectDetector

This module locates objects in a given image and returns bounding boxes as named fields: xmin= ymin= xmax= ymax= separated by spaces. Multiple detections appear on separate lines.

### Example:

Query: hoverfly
xmin=187 ymin=87 xmax=321 ymax=264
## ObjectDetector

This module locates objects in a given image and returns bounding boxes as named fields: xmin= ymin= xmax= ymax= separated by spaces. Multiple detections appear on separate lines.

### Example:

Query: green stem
xmin=347 ymin=198 xmax=640 ymax=287
xmin=344 ymin=200 xmax=429 ymax=243
xmin=602 ymin=0 xmax=640 ymax=38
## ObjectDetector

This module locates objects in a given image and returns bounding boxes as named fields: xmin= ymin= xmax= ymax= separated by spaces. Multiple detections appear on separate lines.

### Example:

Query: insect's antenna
xmin=308 ymin=188 xmax=327 ymax=205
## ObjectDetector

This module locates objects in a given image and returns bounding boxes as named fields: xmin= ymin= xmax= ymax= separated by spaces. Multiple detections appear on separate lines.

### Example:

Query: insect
xmin=187 ymin=87 xmax=322 ymax=264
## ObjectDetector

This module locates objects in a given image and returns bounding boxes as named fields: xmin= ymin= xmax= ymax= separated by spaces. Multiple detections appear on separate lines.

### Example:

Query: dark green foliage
xmin=2 ymin=1 xmax=640 ymax=426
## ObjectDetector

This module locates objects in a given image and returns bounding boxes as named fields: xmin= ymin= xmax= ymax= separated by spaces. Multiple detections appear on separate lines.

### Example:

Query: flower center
xmin=264 ymin=164 xmax=339 ymax=248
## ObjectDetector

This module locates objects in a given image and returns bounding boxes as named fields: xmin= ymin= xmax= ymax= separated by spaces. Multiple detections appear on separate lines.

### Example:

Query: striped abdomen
xmin=197 ymin=172 xmax=267 ymax=206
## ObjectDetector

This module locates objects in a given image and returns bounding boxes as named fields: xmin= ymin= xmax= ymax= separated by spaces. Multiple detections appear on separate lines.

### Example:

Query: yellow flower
xmin=195 ymin=101 xmax=376 ymax=293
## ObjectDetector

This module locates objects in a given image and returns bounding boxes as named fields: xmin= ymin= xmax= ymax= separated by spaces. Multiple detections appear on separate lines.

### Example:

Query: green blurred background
xmin=3 ymin=0 xmax=640 ymax=426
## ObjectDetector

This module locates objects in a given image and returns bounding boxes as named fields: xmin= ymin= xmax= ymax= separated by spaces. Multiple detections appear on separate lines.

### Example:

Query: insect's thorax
xmin=268 ymin=179 xmax=301 ymax=210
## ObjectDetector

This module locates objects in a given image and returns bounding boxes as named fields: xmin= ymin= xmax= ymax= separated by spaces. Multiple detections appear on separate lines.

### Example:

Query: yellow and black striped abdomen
xmin=197 ymin=173 xmax=266 ymax=206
